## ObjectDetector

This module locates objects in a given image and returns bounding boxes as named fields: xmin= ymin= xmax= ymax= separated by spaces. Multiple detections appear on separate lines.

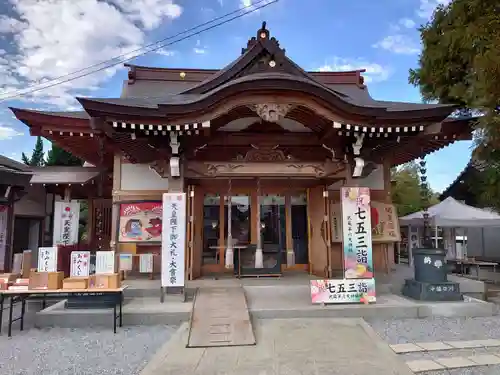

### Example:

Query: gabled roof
xmin=0 ymin=156 xmax=32 ymax=187
xmin=74 ymin=22 xmax=455 ymax=121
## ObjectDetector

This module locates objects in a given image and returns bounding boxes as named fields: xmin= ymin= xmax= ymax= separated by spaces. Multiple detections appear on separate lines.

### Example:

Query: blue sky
xmin=0 ymin=0 xmax=469 ymax=192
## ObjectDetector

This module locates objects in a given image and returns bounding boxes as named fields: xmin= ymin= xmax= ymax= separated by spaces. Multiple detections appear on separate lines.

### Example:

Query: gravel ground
xmin=0 ymin=325 xmax=178 ymax=375
xmin=367 ymin=317 xmax=500 ymax=375
xmin=367 ymin=317 xmax=500 ymax=344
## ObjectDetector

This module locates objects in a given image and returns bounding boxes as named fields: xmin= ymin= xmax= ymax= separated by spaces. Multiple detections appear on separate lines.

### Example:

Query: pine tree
xmin=21 ymin=136 xmax=45 ymax=166
xmin=46 ymin=144 xmax=83 ymax=166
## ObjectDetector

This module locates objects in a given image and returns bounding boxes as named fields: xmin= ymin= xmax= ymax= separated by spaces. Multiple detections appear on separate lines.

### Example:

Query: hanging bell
xmin=419 ymin=160 xmax=426 ymax=167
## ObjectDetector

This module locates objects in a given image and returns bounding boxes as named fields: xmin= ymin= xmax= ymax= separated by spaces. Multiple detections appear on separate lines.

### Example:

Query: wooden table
xmin=0 ymin=286 xmax=128 ymax=337
xmin=456 ymin=260 xmax=498 ymax=279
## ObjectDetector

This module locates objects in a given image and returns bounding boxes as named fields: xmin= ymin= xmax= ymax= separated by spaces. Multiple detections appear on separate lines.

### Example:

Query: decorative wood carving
xmin=242 ymin=148 xmax=290 ymax=162
xmin=149 ymin=160 xmax=169 ymax=178
xmin=185 ymin=159 xmax=346 ymax=179
xmin=249 ymin=103 xmax=293 ymax=123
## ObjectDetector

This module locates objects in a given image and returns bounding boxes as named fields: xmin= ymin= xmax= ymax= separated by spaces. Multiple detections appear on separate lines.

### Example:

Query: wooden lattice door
xmin=90 ymin=198 xmax=112 ymax=249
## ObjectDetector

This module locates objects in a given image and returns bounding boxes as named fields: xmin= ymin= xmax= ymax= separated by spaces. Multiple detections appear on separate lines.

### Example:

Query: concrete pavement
xmin=140 ymin=318 xmax=414 ymax=375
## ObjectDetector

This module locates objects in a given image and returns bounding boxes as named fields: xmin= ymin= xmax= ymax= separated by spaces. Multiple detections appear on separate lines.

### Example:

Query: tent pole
xmin=434 ymin=225 xmax=438 ymax=248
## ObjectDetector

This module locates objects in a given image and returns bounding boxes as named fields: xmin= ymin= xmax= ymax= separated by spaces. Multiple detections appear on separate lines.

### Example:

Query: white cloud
xmin=155 ymin=48 xmax=176 ymax=57
xmin=399 ymin=18 xmax=416 ymax=29
xmin=317 ymin=57 xmax=391 ymax=83
xmin=0 ymin=0 xmax=182 ymax=108
xmin=240 ymin=0 xmax=273 ymax=12
xmin=193 ymin=39 xmax=207 ymax=54
xmin=417 ymin=0 xmax=452 ymax=20
xmin=0 ymin=125 xmax=23 ymax=140
xmin=373 ymin=35 xmax=420 ymax=55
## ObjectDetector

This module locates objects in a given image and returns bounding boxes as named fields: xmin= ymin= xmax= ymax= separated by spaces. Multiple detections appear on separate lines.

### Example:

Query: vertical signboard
xmin=95 ymin=251 xmax=115 ymax=274
xmin=53 ymin=201 xmax=80 ymax=246
xmin=341 ymin=187 xmax=373 ymax=279
xmin=0 ymin=205 xmax=8 ymax=271
xmin=37 ymin=247 xmax=58 ymax=272
xmin=161 ymin=193 xmax=186 ymax=288
xmin=70 ymin=251 xmax=91 ymax=277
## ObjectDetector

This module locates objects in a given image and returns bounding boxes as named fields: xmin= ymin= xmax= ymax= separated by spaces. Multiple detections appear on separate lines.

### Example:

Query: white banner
xmin=70 ymin=251 xmax=91 ymax=277
xmin=0 ymin=205 xmax=8 ymax=271
xmin=37 ymin=247 xmax=58 ymax=272
xmin=53 ymin=201 xmax=80 ymax=246
xmin=140 ymin=253 xmax=154 ymax=273
xmin=162 ymin=193 xmax=186 ymax=287
xmin=95 ymin=251 xmax=115 ymax=274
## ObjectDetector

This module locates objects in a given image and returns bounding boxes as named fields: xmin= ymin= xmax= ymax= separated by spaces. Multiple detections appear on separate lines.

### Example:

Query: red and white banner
xmin=53 ymin=201 xmax=80 ymax=246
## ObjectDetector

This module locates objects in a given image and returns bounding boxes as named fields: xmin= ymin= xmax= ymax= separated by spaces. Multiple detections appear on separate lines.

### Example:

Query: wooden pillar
xmin=255 ymin=178 xmax=263 ymax=268
xmin=110 ymin=154 xmax=121 ymax=251
xmin=4 ymin=201 xmax=14 ymax=272
xmin=87 ymin=198 xmax=94 ymax=247
xmin=285 ymin=194 xmax=294 ymax=267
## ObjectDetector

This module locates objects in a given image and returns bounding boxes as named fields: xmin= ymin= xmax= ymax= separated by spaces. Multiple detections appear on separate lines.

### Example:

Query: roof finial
xmin=258 ymin=21 xmax=269 ymax=40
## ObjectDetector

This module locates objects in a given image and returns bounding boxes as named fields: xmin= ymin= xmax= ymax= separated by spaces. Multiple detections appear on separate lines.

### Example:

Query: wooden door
xmin=307 ymin=186 xmax=329 ymax=277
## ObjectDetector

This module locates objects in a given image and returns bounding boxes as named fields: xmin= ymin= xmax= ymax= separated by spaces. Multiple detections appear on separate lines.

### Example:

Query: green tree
xmin=46 ymin=144 xmax=83 ymax=166
xmin=391 ymin=162 xmax=439 ymax=216
xmin=21 ymin=136 xmax=45 ymax=166
xmin=408 ymin=0 xmax=500 ymax=209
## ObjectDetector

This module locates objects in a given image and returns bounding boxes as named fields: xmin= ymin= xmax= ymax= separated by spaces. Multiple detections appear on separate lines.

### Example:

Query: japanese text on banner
xmin=341 ymin=187 xmax=373 ymax=279
xmin=70 ymin=251 xmax=90 ymax=277
xmin=161 ymin=193 xmax=186 ymax=288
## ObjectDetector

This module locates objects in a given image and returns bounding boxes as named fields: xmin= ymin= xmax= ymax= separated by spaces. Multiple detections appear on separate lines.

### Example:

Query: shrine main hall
xmin=11 ymin=23 xmax=472 ymax=279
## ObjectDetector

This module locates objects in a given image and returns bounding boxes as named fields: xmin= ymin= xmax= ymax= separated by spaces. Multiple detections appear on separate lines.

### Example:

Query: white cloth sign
xmin=139 ymin=253 xmax=153 ymax=273
xmin=119 ymin=254 xmax=133 ymax=271
xmin=53 ymin=201 xmax=80 ymax=246
xmin=70 ymin=251 xmax=90 ymax=277
xmin=37 ymin=247 xmax=58 ymax=272
xmin=161 ymin=193 xmax=186 ymax=287
xmin=95 ymin=251 xmax=115 ymax=274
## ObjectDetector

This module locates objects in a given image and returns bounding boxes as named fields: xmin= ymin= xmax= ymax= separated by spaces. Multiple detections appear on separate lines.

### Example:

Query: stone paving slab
xmin=405 ymin=359 xmax=444 ymax=372
xmin=434 ymin=356 xmax=477 ymax=369
xmin=141 ymin=318 xmax=414 ymax=375
xmin=468 ymin=354 xmax=500 ymax=365
xmin=187 ymin=287 xmax=255 ymax=348
xmin=390 ymin=339 xmax=500 ymax=354
xmin=390 ymin=343 xmax=424 ymax=354
xmin=414 ymin=342 xmax=452 ymax=351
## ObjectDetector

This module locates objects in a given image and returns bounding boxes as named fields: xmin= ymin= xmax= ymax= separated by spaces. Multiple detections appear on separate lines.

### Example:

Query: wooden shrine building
xmin=11 ymin=23 xmax=473 ymax=279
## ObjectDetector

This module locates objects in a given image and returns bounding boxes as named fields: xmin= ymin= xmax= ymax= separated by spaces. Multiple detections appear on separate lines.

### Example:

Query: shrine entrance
xmin=187 ymin=179 xmax=321 ymax=279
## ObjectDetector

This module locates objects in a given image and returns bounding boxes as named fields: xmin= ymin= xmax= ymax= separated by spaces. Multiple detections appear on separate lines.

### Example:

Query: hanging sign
xmin=0 ymin=205 xmax=8 ymax=271
xmin=53 ymin=201 xmax=80 ymax=246
xmin=161 ymin=193 xmax=186 ymax=288
xmin=341 ymin=187 xmax=374 ymax=279
xmin=37 ymin=247 xmax=58 ymax=272
xmin=118 ymin=202 xmax=163 ymax=243
xmin=70 ymin=251 xmax=90 ymax=277
xmin=95 ymin=251 xmax=115 ymax=274
xmin=310 ymin=279 xmax=376 ymax=304
xmin=139 ymin=253 xmax=154 ymax=273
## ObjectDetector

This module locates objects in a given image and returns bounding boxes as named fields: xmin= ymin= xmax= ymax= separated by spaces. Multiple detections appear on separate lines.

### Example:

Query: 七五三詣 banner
xmin=310 ymin=279 xmax=376 ymax=304
xmin=341 ymin=187 xmax=373 ymax=279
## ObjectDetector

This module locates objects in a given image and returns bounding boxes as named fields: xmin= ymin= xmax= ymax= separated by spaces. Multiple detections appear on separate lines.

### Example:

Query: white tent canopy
xmin=399 ymin=197 xmax=500 ymax=228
